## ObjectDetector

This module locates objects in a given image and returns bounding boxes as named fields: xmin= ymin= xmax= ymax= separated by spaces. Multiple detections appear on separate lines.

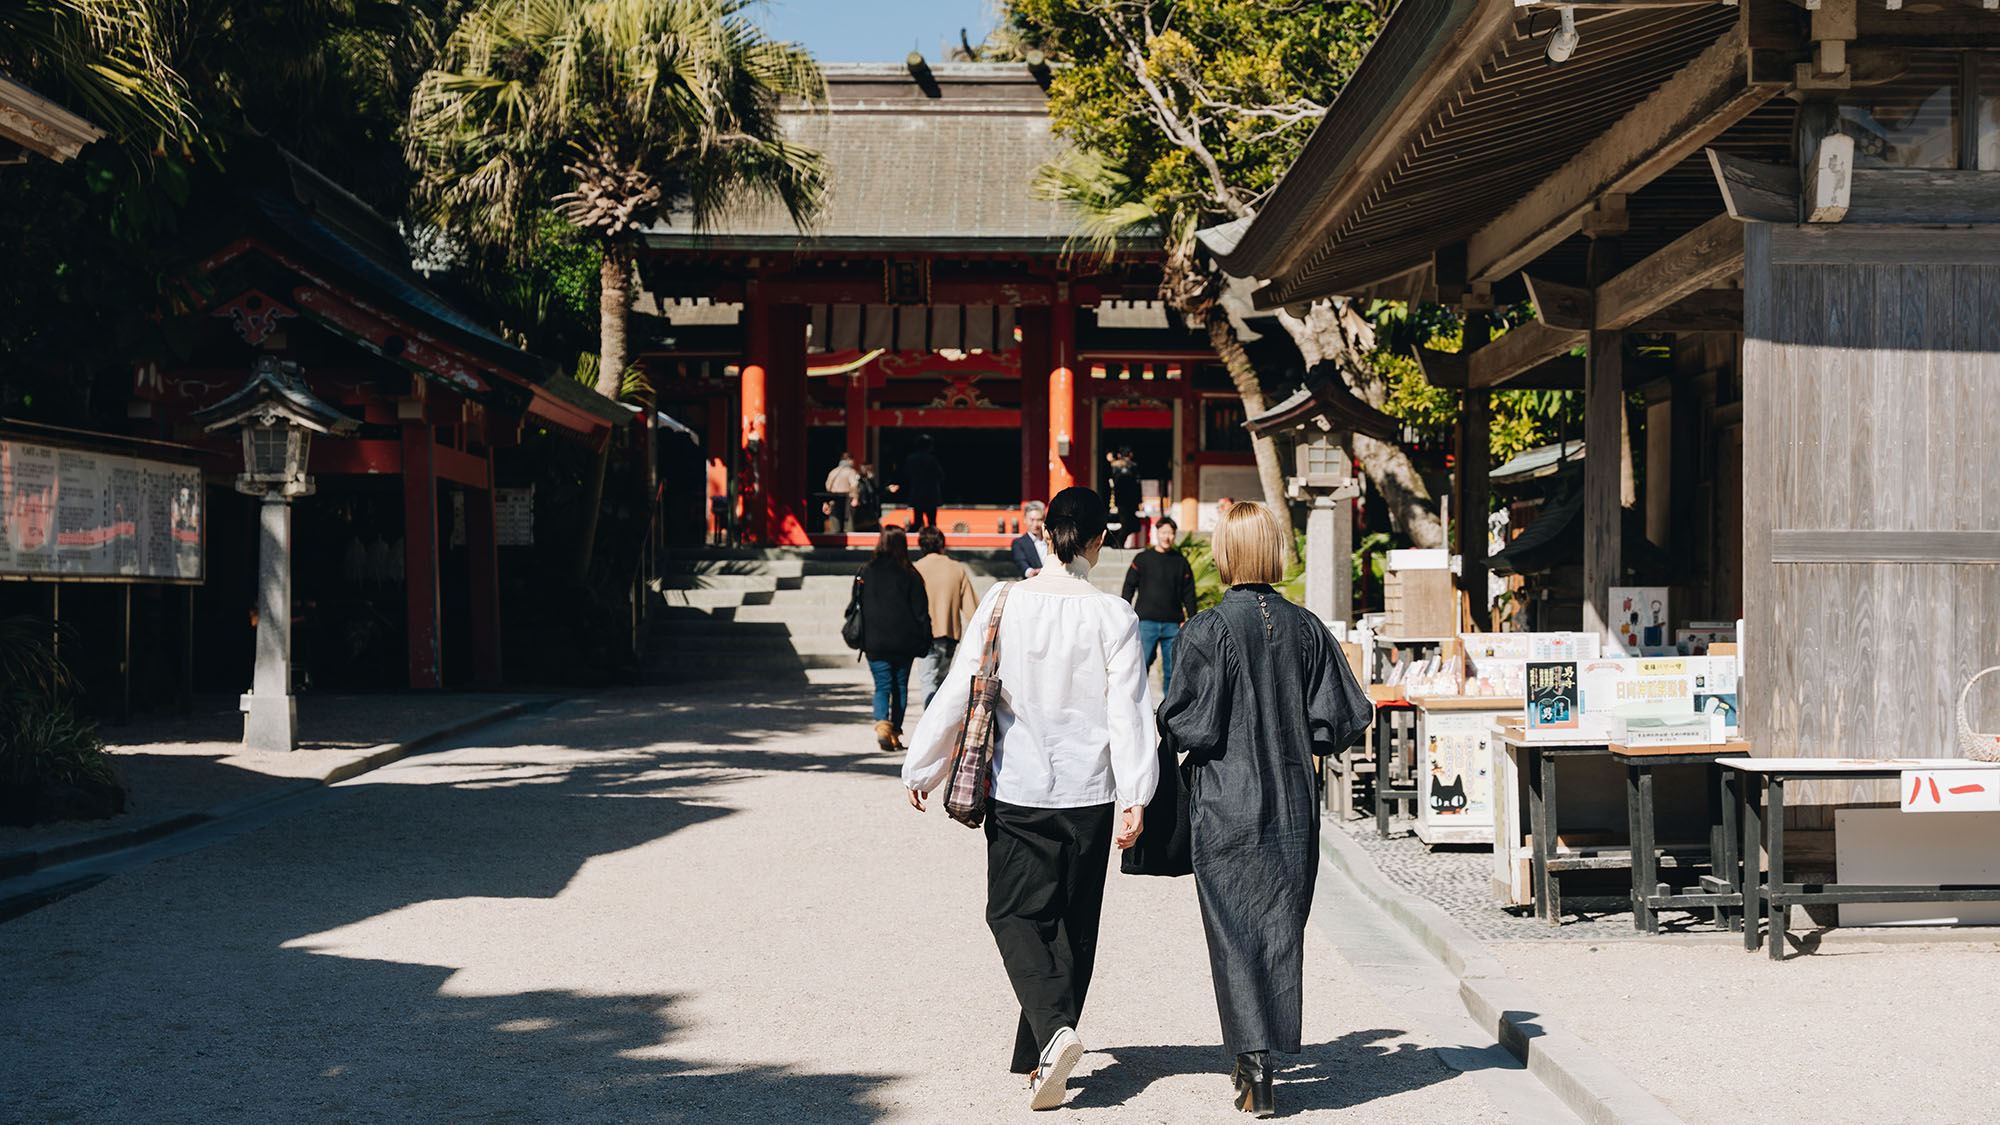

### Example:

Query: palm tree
xmin=406 ymin=0 xmax=829 ymax=400
xmin=1035 ymin=148 xmax=1301 ymax=558
xmin=0 ymin=0 xmax=194 ymax=147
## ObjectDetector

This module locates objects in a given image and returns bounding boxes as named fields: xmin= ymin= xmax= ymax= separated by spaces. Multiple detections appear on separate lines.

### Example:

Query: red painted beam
xmin=434 ymin=444 xmax=489 ymax=490
xmin=866 ymin=409 xmax=1023 ymax=428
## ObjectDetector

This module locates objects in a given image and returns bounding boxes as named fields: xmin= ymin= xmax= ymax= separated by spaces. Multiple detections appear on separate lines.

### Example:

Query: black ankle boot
xmin=1233 ymin=1051 xmax=1273 ymax=1116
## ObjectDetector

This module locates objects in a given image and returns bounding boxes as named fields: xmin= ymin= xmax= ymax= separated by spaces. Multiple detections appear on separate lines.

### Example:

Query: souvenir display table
xmin=1610 ymin=741 xmax=1751 ymax=934
xmin=1728 ymin=758 xmax=2000 ymax=960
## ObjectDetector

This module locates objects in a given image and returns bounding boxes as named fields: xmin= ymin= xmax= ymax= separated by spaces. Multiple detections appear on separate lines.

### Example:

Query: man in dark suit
xmin=1010 ymin=501 xmax=1048 ymax=577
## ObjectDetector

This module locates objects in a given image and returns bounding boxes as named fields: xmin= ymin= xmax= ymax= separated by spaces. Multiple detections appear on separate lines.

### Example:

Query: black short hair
xmin=1157 ymin=516 xmax=1177 ymax=533
xmin=1044 ymin=486 xmax=1108 ymax=563
xmin=916 ymin=524 xmax=946 ymax=553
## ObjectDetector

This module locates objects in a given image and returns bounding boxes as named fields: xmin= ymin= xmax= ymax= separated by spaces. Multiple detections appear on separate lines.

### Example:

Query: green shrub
xmin=0 ymin=614 xmax=121 ymax=824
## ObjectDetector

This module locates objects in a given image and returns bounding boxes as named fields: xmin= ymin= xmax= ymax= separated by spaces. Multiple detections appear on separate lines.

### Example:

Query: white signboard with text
xmin=1 ymin=438 xmax=204 ymax=581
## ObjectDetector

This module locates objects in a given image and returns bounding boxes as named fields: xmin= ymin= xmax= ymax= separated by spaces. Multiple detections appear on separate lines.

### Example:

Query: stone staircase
xmin=648 ymin=547 xmax=1138 ymax=683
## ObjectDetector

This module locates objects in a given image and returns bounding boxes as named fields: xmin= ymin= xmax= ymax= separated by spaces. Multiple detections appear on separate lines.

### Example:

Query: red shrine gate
xmin=639 ymin=60 xmax=1248 ymax=547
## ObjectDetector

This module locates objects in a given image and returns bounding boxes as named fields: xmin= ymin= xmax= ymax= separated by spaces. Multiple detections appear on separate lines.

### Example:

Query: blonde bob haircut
xmin=1212 ymin=500 xmax=1287 ymax=586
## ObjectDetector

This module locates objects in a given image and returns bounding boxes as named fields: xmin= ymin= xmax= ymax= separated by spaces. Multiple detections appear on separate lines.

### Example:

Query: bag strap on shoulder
xmin=977 ymin=582 xmax=1013 ymax=678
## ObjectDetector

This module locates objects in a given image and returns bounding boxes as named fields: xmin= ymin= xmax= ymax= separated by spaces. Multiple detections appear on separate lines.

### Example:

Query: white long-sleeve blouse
xmin=902 ymin=556 xmax=1160 ymax=812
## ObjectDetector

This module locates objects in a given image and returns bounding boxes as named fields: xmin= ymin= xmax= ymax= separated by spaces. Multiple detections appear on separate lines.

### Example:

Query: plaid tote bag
xmin=942 ymin=583 xmax=1014 ymax=828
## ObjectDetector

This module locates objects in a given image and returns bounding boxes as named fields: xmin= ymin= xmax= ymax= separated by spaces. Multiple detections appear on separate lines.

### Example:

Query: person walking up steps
xmin=1156 ymin=501 xmax=1372 ymax=1117
xmin=901 ymin=486 xmax=1157 ymax=1112
xmin=912 ymin=524 xmax=978 ymax=706
xmin=857 ymin=526 xmax=931 ymax=752
xmin=1121 ymin=516 xmax=1197 ymax=692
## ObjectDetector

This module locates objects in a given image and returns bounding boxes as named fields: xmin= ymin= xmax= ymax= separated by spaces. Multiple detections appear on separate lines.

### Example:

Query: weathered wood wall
xmin=1743 ymin=224 xmax=2000 ymax=820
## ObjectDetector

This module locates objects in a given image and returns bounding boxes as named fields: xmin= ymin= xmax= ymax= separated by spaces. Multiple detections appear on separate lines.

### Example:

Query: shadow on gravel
xmin=1071 ymin=1027 xmax=1496 ymax=1115
xmin=1 ymin=694 xmax=898 ymax=1121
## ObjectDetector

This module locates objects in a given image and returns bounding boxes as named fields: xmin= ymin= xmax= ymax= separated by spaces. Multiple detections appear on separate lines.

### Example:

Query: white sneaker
xmin=1027 ymin=1027 xmax=1084 ymax=1111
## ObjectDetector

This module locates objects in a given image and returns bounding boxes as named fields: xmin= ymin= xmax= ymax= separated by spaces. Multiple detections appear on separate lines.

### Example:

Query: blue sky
xmin=753 ymin=0 xmax=1001 ymax=63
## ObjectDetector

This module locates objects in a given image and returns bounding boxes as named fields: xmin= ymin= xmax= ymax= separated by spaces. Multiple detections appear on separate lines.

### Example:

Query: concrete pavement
xmin=0 ymin=672 xmax=1559 ymax=1122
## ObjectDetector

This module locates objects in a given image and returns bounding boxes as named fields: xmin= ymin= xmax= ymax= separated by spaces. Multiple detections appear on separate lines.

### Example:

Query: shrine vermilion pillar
xmin=1018 ymin=307 xmax=1051 ymax=505
xmin=1047 ymin=300 xmax=1077 ymax=496
xmin=401 ymin=419 xmax=442 ymax=689
xmin=740 ymin=291 xmax=771 ymax=543
xmin=766 ymin=304 xmax=810 ymax=545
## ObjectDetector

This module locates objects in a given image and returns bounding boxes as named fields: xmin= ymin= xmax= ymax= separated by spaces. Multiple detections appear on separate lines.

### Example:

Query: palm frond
xmin=1032 ymin=148 xmax=1162 ymax=266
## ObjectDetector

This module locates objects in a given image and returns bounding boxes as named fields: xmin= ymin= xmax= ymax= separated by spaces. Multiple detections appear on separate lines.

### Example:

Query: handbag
xmin=1120 ymin=732 xmax=1194 ymax=877
xmin=942 ymin=583 xmax=1014 ymax=828
xmin=840 ymin=574 xmax=866 ymax=650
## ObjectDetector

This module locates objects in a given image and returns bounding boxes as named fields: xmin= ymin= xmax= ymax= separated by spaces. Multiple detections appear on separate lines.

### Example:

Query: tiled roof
xmin=645 ymin=63 xmax=1081 ymax=251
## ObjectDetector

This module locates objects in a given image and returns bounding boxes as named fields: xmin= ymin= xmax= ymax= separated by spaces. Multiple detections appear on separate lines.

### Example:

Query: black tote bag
xmin=1120 ymin=734 xmax=1193 ymax=877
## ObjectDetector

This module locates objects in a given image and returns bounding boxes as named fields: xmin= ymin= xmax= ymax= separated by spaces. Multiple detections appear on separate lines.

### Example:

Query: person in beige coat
xmin=912 ymin=524 xmax=980 ymax=706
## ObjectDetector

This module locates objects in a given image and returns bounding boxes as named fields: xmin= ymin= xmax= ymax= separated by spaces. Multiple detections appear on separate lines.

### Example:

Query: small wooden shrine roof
xmin=645 ymin=63 xmax=1096 ymax=254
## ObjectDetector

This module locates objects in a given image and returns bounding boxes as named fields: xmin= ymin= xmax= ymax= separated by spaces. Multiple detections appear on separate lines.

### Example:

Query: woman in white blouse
xmin=902 ymin=485 xmax=1158 ymax=1113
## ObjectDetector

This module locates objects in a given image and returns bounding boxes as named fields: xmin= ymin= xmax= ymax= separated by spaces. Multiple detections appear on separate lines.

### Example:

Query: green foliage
xmin=0 ymin=0 xmax=196 ymax=147
xmin=0 ymin=1 xmax=468 ymax=419
xmin=0 ymin=616 xmax=115 ymax=810
xmin=1363 ymin=300 xmax=1587 ymax=469
xmin=407 ymin=0 xmax=828 ymax=256
xmin=1009 ymin=0 xmax=1379 ymax=227
xmin=1176 ymin=531 xmax=1305 ymax=612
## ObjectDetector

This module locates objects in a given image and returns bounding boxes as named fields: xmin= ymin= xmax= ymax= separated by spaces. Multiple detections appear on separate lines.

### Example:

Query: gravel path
xmin=1490 ymin=937 xmax=2000 ymax=1122
xmin=0 ymin=675 xmax=1517 ymax=1122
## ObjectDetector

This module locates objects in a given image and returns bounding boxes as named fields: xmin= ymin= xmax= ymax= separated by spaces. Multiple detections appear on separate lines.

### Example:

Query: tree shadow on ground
xmin=1 ymin=704 xmax=897 ymax=1121
xmin=1071 ymin=1027 xmax=1507 ymax=1116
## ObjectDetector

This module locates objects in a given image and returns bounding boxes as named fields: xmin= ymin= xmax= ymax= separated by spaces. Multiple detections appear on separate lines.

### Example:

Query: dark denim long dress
xmin=1157 ymin=584 xmax=1372 ymax=1056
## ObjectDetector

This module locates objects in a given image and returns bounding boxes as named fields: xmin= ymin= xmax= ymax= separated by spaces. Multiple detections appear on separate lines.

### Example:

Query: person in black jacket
xmin=902 ymin=434 xmax=945 ymax=529
xmin=858 ymin=525 xmax=932 ymax=751
xmin=1120 ymin=516 xmax=1198 ymax=691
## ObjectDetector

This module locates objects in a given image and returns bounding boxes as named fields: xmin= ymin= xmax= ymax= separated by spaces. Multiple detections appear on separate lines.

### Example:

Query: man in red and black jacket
xmin=1121 ymin=516 xmax=1199 ymax=691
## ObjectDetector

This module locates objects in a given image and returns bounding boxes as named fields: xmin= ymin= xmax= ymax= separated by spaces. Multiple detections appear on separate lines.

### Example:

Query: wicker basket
xmin=1956 ymin=667 xmax=2000 ymax=762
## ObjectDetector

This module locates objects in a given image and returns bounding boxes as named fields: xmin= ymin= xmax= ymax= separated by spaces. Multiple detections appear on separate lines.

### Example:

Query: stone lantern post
xmin=194 ymin=357 xmax=360 ymax=751
xmin=1288 ymin=424 xmax=1361 ymax=626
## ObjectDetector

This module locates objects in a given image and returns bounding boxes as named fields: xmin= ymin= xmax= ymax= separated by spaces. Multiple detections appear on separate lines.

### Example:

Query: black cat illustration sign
xmin=1419 ymin=716 xmax=1496 ymax=827
xmin=1429 ymin=771 xmax=1469 ymax=812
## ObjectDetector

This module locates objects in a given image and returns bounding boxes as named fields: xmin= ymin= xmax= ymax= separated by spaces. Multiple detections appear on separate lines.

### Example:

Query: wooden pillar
xmin=1582 ymin=237 xmax=1624 ymax=643
xmin=1457 ymin=309 xmax=1494 ymax=630
xmin=740 ymin=288 xmax=771 ymax=544
xmin=768 ymin=303 xmax=811 ymax=545
xmin=402 ymin=420 xmax=442 ymax=689
xmin=1018 ymin=308 xmax=1050 ymax=505
xmin=1047 ymin=299 xmax=1077 ymax=495
xmin=466 ymin=450 xmax=502 ymax=687
xmin=844 ymin=365 xmax=869 ymax=477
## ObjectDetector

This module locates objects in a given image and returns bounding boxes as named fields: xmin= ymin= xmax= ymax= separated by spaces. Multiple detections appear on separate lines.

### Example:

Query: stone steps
xmin=647 ymin=548 xmax=1136 ymax=681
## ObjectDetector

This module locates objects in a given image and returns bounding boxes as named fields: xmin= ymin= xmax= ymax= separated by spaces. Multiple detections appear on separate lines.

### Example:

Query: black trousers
xmin=913 ymin=504 xmax=938 ymax=529
xmin=985 ymin=799 xmax=1115 ymax=1073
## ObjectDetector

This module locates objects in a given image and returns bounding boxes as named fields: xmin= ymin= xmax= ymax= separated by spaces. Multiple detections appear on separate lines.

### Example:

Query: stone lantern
xmin=1287 ymin=423 xmax=1361 ymax=626
xmin=195 ymin=356 xmax=360 ymax=751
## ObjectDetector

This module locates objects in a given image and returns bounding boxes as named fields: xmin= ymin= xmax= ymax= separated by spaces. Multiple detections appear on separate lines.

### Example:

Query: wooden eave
xmin=1240 ymin=2 xmax=1758 ymax=308
xmin=0 ymin=73 xmax=103 ymax=162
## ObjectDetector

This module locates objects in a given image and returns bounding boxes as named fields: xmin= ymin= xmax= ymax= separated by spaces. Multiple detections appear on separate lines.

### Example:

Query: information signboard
xmin=1 ymin=438 xmax=204 ymax=582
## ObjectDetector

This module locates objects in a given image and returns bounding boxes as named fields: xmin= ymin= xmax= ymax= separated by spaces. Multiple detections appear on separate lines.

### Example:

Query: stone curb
xmin=1320 ymin=821 xmax=1683 ymax=1125
xmin=0 ymin=697 xmax=560 ymax=892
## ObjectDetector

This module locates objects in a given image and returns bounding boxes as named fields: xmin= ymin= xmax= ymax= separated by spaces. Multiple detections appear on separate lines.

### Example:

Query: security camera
xmin=1546 ymin=6 xmax=1579 ymax=65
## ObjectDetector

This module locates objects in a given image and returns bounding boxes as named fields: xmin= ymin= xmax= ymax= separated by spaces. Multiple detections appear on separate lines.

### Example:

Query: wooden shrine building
xmin=134 ymin=147 xmax=630 ymax=694
xmin=640 ymin=61 xmax=1251 ymax=547
xmin=1222 ymin=0 xmax=2000 ymax=779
